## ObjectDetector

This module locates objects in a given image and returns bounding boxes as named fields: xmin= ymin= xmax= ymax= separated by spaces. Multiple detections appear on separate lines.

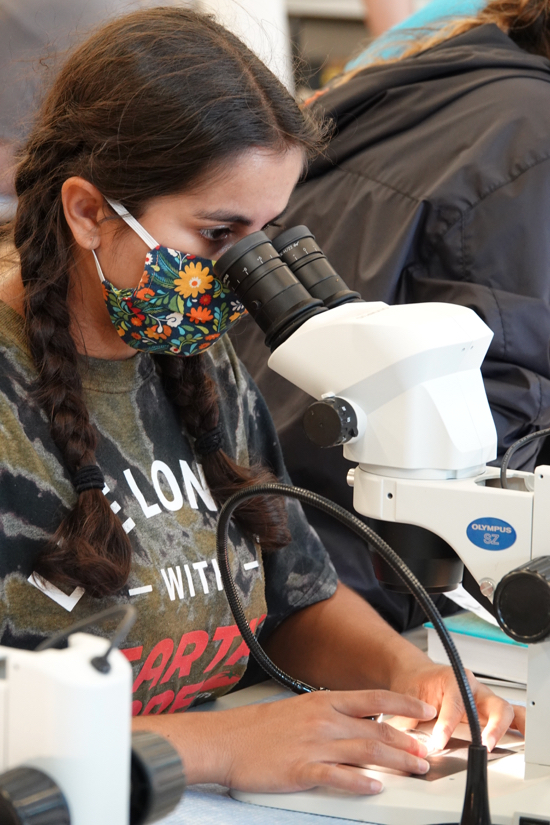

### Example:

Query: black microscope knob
xmin=130 ymin=730 xmax=185 ymax=825
xmin=303 ymin=397 xmax=358 ymax=448
xmin=494 ymin=556 xmax=550 ymax=643
xmin=0 ymin=766 xmax=70 ymax=824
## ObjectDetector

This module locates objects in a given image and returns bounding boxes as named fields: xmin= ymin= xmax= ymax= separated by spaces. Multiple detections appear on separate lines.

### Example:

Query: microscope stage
xmin=233 ymin=752 xmax=550 ymax=824
xmin=233 ymin=725 xmax=550 ymax=825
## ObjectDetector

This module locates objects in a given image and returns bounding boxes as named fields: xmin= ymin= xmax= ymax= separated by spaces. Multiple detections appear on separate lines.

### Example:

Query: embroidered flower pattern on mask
xmin=102 ymin=246 xmax=246 ymax=355
xmin=174 ymin=261 xmax=214 ymax=298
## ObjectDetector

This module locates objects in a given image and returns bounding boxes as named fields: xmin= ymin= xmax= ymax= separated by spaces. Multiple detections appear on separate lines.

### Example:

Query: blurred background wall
xmin=200 ymin=1 xmax=433 ymax=96
xmin=0 ymin=0 xmax=431 ymax=219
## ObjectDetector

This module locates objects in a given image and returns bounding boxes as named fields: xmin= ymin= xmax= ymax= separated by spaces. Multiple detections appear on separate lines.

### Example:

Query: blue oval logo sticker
xmin=467 ymin=518 xmax=517 ymax=551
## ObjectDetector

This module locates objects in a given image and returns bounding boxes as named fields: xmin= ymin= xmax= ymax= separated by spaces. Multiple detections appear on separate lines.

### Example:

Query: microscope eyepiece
xmin=272 ymin=225 xmax=361 ymax=310
xmin=214 ymin=226 xmax=362 ymax=351
xmin=214 ymin=230 xmax=326 ymax=351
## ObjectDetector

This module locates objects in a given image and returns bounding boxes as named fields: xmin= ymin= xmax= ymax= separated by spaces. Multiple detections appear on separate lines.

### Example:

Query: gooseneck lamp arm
xmin=216 ymin=483 xmax=491 ymax=825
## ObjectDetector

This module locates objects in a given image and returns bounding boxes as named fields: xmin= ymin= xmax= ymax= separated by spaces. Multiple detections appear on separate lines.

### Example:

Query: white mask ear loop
xmin=92 ymin=249 xmax=105 ymax=283
xmin=104 ymin=196 xmax=159 ymax=250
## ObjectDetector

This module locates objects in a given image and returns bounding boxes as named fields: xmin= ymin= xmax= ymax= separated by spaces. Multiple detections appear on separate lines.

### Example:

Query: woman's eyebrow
xmin=195 ymin=208 xmax=288 ymax=226
xmin=195 ymin=210 xmax=253 ymax=225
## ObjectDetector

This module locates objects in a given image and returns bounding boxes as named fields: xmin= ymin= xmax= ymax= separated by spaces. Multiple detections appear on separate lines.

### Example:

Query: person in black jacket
xmin=232 ymin=0 xmax=550 ymax=631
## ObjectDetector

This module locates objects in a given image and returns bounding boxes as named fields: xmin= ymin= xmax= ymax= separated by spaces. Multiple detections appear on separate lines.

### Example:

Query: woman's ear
xmin=61 ymin=177 xmax=106 ymax=250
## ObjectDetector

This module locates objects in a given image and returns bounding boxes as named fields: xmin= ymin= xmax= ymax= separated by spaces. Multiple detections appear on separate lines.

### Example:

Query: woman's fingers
xmin=509 ymin=705 xmax=526 ymax=735
xmin=423 ymin=671 xmax=521 ymax=752
xmin=328 ymin=733 xmax=430 ymax=776
xmin=429 ymin=683 xmax=465 ymax=752
xmin=331 ymin=715 xmax=429 ymax=759
xmin=296 ymin=722 xmax=432 ymax=796
xmin=302 ymin=762 xmax=384 ymax=796
xmin=329 ymin=688 xmax=436 ymax=723
xmin=477 ymin=692 xmax=518 ymax=751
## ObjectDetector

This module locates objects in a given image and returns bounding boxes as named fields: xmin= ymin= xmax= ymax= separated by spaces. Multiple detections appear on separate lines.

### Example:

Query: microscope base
xmin=233 ymin=753 xmax=550 ymax=824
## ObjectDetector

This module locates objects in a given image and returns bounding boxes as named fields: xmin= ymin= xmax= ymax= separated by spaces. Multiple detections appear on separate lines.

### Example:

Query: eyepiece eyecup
xmin=214 ymin=232 xmax=326 ymax=351
xmin=272 ymin=225 xmax=315 ymax=254
xmin=214 ymin=225 xmax=361 ymax=351
xmin=214 ymin=231 xmax=273 ymax=286
xmin=273 ymin=226 xmax=361 ymax=310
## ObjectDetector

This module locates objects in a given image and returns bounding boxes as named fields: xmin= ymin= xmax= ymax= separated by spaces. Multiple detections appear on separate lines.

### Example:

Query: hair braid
xmin=6 ymin=6 xmax=323 ymax=596
xmin=155 ymin=354 xmax=291 ymax=550
xmin=15 ymin=142 xmax=132 ymax=598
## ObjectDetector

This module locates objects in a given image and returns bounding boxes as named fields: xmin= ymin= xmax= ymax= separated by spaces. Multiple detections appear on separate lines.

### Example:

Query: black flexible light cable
xmin=217 ymin=483 xmax=481 ymax=742
xmin=217 ymin=483 xmax=492 ymax=825
xmin=35 ymin=604 xmax=137 ymax=673
xmin=500 ymin=426 xmax=550 ymax=489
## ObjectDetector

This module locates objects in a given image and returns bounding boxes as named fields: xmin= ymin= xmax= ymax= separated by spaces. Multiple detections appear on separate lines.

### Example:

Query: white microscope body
xmin=236 ymin=300 xmax=550 ymax=824
xmin=0 ymin=633 xmax=132 ymax=824
xmin=0 ymin=629 xmax=185 ymax=824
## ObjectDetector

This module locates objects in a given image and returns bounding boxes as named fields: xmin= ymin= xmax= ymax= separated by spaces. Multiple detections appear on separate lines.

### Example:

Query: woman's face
xmin=95 ymin=146 xmax=305 ymax=289
xmin=62 ymin=146 xmax=305 ymax=358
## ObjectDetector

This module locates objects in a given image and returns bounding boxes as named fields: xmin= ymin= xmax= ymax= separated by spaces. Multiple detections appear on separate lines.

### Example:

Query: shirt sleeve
xmin=217 ymin=339 xmax=338 ymax=639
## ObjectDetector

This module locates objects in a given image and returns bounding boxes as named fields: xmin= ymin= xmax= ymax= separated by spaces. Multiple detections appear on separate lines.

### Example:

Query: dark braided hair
xmin=157 ymin=355 xmax=291 ymax=550
xmin=10 ymin=6 xmax=325 ymax=597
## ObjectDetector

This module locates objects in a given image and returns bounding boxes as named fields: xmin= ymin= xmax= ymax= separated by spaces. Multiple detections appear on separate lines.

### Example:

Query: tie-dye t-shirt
xmin=0 ymin=301 xmax=337 ymax=716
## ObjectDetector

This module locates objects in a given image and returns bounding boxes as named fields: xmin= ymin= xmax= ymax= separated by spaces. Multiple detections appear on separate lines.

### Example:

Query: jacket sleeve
xmin=404 ymin=155 xmax=550 ymax=470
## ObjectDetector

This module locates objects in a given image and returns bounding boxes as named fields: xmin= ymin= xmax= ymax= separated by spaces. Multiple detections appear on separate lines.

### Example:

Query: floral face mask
xmin=93 ymin=198 xmax=247 ymax=355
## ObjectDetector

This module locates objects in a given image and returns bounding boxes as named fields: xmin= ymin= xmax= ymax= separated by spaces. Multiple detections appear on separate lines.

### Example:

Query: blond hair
xmin=337 ymin=1 xmax=550 ymax=88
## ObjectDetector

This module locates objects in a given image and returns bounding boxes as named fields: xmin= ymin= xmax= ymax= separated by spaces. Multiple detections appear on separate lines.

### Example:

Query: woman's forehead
xmin=155 ymin=147 xmax=305 ymax=222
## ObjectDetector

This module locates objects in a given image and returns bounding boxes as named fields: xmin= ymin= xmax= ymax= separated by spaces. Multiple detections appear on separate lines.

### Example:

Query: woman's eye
xmin=200 ymin=227 xmax=231 ymax=243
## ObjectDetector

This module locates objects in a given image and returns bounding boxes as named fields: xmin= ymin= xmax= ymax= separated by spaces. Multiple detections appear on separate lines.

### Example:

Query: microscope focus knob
xmin=494 ymin=556 xmax=550 ymax=643
xmin=303 ymin=397 xmax=358 ymax=448
xmin=130 ymin=730 xmax=185 ymax=825
xmin=0 ymin=766 xmax=70 ymax=824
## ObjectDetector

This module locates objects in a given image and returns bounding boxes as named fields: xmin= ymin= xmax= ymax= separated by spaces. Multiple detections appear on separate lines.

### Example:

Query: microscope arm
xmin=268 ymin=297 xmax=550 ymax=774
xmin=267 ymin=299 xmax=507 ymax=581
xmin=267 ymin=297 xmax=550 ymax=620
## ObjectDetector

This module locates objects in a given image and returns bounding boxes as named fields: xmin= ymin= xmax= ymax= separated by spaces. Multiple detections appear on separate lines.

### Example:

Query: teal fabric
xmin=389 ymin=0 xmax=485 ymax=31
xmin=346 ymin=0 xmax=486 ymax=69
xmin=425 ymin=613 xmax=527 ymax=647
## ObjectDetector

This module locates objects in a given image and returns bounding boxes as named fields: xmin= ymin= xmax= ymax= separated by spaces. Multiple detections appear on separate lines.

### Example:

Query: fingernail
xmin=369 ymin=779 xmax=383 ymax=794
xmin=416 ymin=758 xmax=430 ymax=774
xmin=422 ymin=703 xmax=437 ymax=718
xmin=416 ymin=742 xmax=429 ymax=758
xmin=430 ymin=732 xmax=446 ymax=752
xmin=483 ymin=735 xmax=496 ymax=752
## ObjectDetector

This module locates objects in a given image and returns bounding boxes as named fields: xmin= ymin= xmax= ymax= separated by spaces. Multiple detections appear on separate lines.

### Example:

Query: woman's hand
xmin=220 ymin=689 xmax=437 ymax=794
xmin=389 ymin=662 xmax=525 ymax=752
xmin=263 ymin=584 xmax=524 ymax=754
xmin=134 ymin=689 xmax=436 ymax=794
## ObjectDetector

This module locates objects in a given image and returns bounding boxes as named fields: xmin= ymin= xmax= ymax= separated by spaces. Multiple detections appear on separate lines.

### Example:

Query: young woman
xmin=0 ymin=6 xmax=521 ymax=794
xmin=234 ymin=0 xmax=550 ymax=632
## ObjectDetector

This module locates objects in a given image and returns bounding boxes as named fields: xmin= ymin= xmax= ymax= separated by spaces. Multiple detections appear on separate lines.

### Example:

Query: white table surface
xmin=164 ymin=783 xmax=365 ymax=825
